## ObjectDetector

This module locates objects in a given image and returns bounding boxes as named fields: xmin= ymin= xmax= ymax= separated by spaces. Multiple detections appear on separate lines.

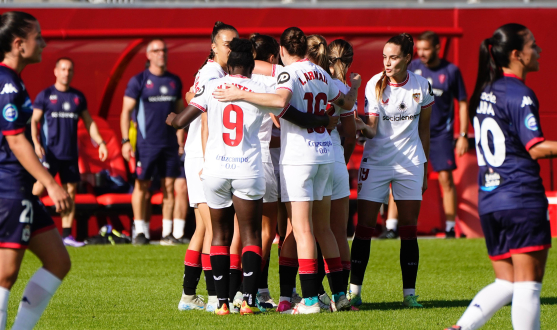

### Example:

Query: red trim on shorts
xmin=184 ymin=249 xmax=202 ymax=267
xmin=276 ymin=86 xmax=293 ymax=94
xmin=388 ymin=74 xmax=409 ymax=87
xmin=2 ymin=127 xmax=25 ymax=136
xmin=354 ymin=224 xmax=375 ymax=240
xmin=324 ymin=257 xmax=343 ymax=274
xmin=190 ymin=102 xmax=206 ymax=113
xmin=503 ymin=72 xmax=524 ymax=82
xmin=340 ymin=111 xmax=355 ymax=117
xmin=31 ymin=224 xmax=56 ymax=237
xmin=277 ymin=103 xmax=290 ymax=118
xmin=421 ymin=101 xmax=435 ymax=109
xmin=210 ymin=246 xmax=230 ymax=256
xmin=279 ymin=256 xmax=298 ymax=267
xmin=342 ymin=261 xmax=351 ymax=270
xmin=525 ymin=137 xmax=545 ymax=151
xmin=0 ymin=242 xmax=27 ymax=249
xmin=298 ymin=258 xmax=318 ymax=274
xmin=489 ymin=252 xmax=512 ymax=261
xmin=510 ymin=244 xmax=551 ymax=254
xmin=242 ymin=245 xmax=262 ymax=257
xmin=201 ymin=253 xmax=212 ymax=270
xmin=230 ymin=254 xmax=241 ymax=270
xmin=328 ymin=91 xmax=341 ymax=103
xmin=399 ymin=225 xmax=418 ymax=240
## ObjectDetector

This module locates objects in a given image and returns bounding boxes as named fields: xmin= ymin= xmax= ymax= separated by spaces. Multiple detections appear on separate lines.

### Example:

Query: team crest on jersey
xmin=2 ymin=103 xmax=18 ymax=122
xmin=398 ymin=102 xmax=408 ymax=112
xmin=74 ymin=97 xmax=80 ymax=106
xmin=169 ymin=81 xmax=176 ymax=89
xmin=160 ymin=85 xmax=168 ymax=95
xmin=413 ymin=93 xmax=420 ymax=103
xmin=146 ymin=79 xmax=154 ymax=89
xmin=525 ymin=113 xmax=538 ymax=131
xmin=63 ymin=102 xmax=71 ymax=111
xmin=357 ymin=183 xmax=362 ymax=193
xmin=49 ymin=95 xmax=58 ymax=104
xmin=381 ymin=98 xmax=389 ymax=105
xmin=481 ymin=168 xmax=503 ymax=192
xmin=277 ymin=72 xmax=290 ymax=84
xmin=22 ymin=225 xmax=31 ymax=242
xmin=439 ymin=74 xmax=446 ymax=84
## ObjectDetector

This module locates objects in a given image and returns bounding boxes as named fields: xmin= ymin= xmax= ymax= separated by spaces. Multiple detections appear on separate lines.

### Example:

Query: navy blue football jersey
xmin=473 ymin=73 xmax=547 ymax=215
xmin=125 ymin=70 xmax=183 ymax=148
xmin=33 ymin=85 xmax=87 ymax=160
xmin=409 ymin=59 xmax=467 ymax=137
xmin=0 ymin=64 xmax=35 ymax=198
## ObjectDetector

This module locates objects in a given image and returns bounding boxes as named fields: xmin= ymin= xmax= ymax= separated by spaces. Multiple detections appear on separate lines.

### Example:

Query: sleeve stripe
xmin=368 ymin=113 xmax=379 ymax=117
xmin=525 ymin=137 xmax=545 ymax=151
xmin=328 ymin=91 xmax=342 ymax=103
xmin=276 ymin=87 xmax=293 ymax=93
xmin=277 ymin=103 xmax=290 ymax=118
xmin=190 ymin=102 xmax=206 ymax=113
xmin=340 ymin=111 xmax=355 ymax=117
xmin=421 ymin=101 xmax=435 ymax=109
xmin=2 ymin=127 xmax=25 ymax=135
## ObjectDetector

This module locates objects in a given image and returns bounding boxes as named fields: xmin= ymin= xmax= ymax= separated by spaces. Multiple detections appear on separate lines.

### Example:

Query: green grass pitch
xmin=5 ymin=238 xmax=557 ymax=329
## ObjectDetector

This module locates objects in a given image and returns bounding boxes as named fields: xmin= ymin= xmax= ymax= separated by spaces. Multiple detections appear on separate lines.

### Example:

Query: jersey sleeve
xmin=364 ymin=80 xmax=379 ymax=117
xmin=451 ymin=67 xmax=468 ymax=102
xmin=0 ymin=82 xmax=26 ymax=135
xmin=327 ymin=75 xmax=342 ymax=103
xmin=275 ymin=67 xmax=294 ymax=94
xmin=174 ymin=77 xmax=183 ymax=98
xmin=32 ymin=89 xmax=46 ymax=111
xmin=78 ymin=91 xmax=88 ymax=113
xmin=189 ymin=84 xmax=209 ymax=113
xmin=421 ymin=80 xmax=435 ymax=109
xmin=124 ymin=75 xmax=142 ymax=100
xmin=511 ymin=91 xmax=544 ymax=151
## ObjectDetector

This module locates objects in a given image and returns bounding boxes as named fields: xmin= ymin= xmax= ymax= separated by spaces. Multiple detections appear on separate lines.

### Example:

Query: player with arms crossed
xmin=0 ymin=11 xmax=72 ymax=330
xmin=447 ymin=24 xmax=551 ymax=330
xmin=350 ymin=33 xmax=433 ymax=308
xmin=31 ymin=57 xmax=108 ymax=247
xmin=214 ymin=27 xmax=359 ymax=314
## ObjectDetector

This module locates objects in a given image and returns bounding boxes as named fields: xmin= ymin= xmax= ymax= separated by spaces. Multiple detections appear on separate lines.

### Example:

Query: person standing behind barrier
xmin=446 ymin=24 xmax=551 ymax=330
xmin=31 ymin=57 xmax=108 ymax=247
xmin=382 ymin=31 xmax=468 ymax=239
xmin=349 ymin=33 xmax=433 ymax=309
xmin=120 ymin=39 xmax=184 ymax=245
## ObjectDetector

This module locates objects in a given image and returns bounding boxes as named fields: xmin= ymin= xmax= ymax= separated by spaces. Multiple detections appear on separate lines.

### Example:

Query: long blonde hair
xmin=306 ymin=34 xmax=330 ymax=74
xmin=328 ymin=39 xmax=353 ymax=84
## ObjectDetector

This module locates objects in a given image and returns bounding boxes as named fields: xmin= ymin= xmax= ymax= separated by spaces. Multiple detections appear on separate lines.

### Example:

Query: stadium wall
xmin=1 ymin=7 xmax=555 ymax=238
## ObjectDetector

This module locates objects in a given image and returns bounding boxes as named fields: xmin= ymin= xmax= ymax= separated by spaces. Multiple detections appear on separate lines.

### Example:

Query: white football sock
xmin=143 ymin=221 xmax=150 ymax=239
xmin=11 ymin=268 xmax=62 ymax=330
xmin=162 ymin=219 xmax=173 ymax=237
xmin=0 ymin=286 xmax=9 ymax=330
xmin=350 ymin=284 xmax=362 ymax=295
xmin=403 ymin=288 xmax=415 ymax=298
xmin=446 ymin=220 xmax=456 ymax=232
xmin=134 ymin=219 xmax=145 ymax=236
xmin=512 ymin=281 xmax=542 ymax=330
xmin=457 ymin=279 xmax=513 ymax=330
xmin=173 ymin=219 xmax=186 ymax=239
xmin=386 ymin=219 xmax=398 ymax=231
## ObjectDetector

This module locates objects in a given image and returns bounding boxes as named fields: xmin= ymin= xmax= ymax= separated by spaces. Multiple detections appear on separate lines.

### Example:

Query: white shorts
xmin=357 ymin=165 xmax=424 ymax=204
xmin=331 ymin=161 xmax=350 ymax=200
xmin=263 ymin=162 xmax=278 ymax=203
xmin=184 ymin=157 xmax=206 ymax=207
xmin=270 ymin=148 xmax=281 ymax=197
xmin=202 ymin=175 xmax=266 ymax=209
xmin=280 ymin=163 xmax=334 ymax=202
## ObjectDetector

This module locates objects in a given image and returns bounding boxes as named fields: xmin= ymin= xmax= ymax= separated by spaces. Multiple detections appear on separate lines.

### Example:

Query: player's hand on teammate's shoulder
xmin=212 ymin=84 xmax=241 ymax=102
xmin=46 ymin=182 xmax=73 ymax=215
xmin=166 ymin=112 xmax=177 ymax=126
xmin=350 ymin=73 xmax=362 ymax=88
xmin=326 ymin=115 xmax=339 ymax=131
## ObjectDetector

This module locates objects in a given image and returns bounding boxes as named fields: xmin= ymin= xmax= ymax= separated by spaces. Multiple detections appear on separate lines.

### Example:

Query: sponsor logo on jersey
xmin=277 ymin=72 xmax=290 ymax=84
xmin=51 ymin=112 xmax=79 ymax=119
xmin=21 ymin=224 xmax=31 ymax=242
xmin=427 ymin=82 xmax=434 ymax=96
xmin=0 ymin=83 xmax=17 ymax=94
xmin=74 ymin=97 xmax=80 ymax=106
xmin=481 ymin=168 xmax=503 ymax=191
xmin=146 ymin=79 xmax=154 ymax=89
xmin=413 ymin=93 xmax=420 ymax=103
xmin=62 ymin=102 xmax=71 ymax=111
xmin=49 ymin=94 xmax=58 ymax=104
xmin=521 ymin=96 xmax=534 ymax=108
xmin=22 ymin=98 xmax=32 ymax=113
xmin=382 ymin=114 xmax=419 ymax=121
xmin=480 ymin=92 xmax=496 ymax=104
xmin=439 ymin=74 xmax=446 ymax=84
xmin=307 ymin=141 xmax=333 ymax=147
xmin=365 ymin=97 xmax=369 ymax=108
xmin=216 ymin=155 xmax=248 ymax=163
xmin=477 ymin=101 xmax=495 ymax=116
xmin=414 ymin=69 xmax=422 ymax=76
xmin=169 ymin=81 xmax=176 ymax=89
xmin=398 ymin=101 xmax=408 ymax=112
xmin=160 ymin=85 xmax=168 ymax=95
xmin=298 ymin=70 xmax=328 ymax=86
xmin=3 ymin=103 xmax=18 ymax=122
xmin=525 ymin=113 xmax=538 ymax=131
xmin=381 ymin=98 xmax=389 ymax=105
xmin=195 ymin=85 xmax=205 ymax=97
xmin=148 ymin=95 xmax=176 ymax=102
xmin=432 ymin=88 xmax=444 ymax=97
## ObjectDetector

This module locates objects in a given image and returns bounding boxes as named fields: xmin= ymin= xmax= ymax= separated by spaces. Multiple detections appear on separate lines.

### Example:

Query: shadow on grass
xmin=359 ymin=297 xmax=557 ymax=311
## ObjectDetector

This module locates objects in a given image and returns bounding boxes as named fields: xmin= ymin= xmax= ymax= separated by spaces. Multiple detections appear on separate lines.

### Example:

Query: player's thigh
xmin=280 ymin=164 xmax=319 ymax=202
xmin=184 ymin=157 xmax=206 ymax=207
xmin=512 ymin=249 xmax=549 ymax=283
xmin=0 ymin=248 xmax=25 ymax=288
xmin=357 ymin=167 xmax=392 ymax=205
xmin=202 ymin=175 xmax=233 ymax=210
xmin=391 ymin=165 xmax=423 ymax=204
xmin=331 ymin=161 xmax=350 ymax=201
xmin=313 ymin=163 xmax=334 ymax=201
xmin=356 ymin=200 xmax=382 ymax=228
xmin=135 ymin=146 xmax=160 ymax=181
xmin=262 ymin=162 xmax=278 ymax=204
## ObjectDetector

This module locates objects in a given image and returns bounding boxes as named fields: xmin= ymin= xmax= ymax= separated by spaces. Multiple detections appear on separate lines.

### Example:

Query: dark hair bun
xmin=230 ymin=38 xmax=253 ymax=54
xmin=214 ymin=21 xmax=224 ymax=29
xmin=249 ymin=32 xmax=260 ymax=41
xmin=400 ymin=33 xmax=414 ymax=45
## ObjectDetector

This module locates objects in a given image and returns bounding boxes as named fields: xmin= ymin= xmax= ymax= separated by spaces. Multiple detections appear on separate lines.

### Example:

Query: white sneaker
xmin=257 ymin=291 xmax=277 ymax=309
xmin=229 ymin=299 xmax=240 ymax=314
xmin=233 ymin=291 xmax=243 ymax=310
xmin=205 ymin=295 xmax=218 ymax=312
xmin=318 ymin=293 xmax=331 ymax=312
xmin=178 ymin=294 xmax=205 ymax=311
xmin=330 ymin=294 xmax=351 ymax=312
xmin=282 ymin=299 xmax=320 ymax=315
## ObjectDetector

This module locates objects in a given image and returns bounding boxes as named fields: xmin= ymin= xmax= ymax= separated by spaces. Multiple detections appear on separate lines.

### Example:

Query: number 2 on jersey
xmin=223 ymin=104 xmax=244 ymax=147
xmin=304 ymin=92 xmax=327 ymax=134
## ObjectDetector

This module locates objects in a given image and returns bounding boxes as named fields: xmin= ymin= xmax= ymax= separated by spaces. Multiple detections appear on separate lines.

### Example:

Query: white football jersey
xmin=362 ymin=71 xmax=435 ymax=169
xmin=252 ymin=73 xmax=278 ymax=164
xmin=330 ymin=79 xmax=356 ymax=164
xmin=189 ymin=75 xmax=282 ymax=179
xmin=275 ymin=59 xmax=340 ymax=165
xmin=185 ymin=60 xmax=226 ymax=159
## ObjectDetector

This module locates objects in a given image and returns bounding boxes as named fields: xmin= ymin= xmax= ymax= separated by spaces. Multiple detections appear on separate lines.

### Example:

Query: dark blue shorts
xmin=135 ymin=145 xmax=180 ymax=181
xmin=178 ymin=158 xmax=185 ymax=179
xmin=429 ymin=135 xmax=456 ymax=172
xmin=480 ymin=207 xmax=552 ymax=260
xmin=0 ymin=197 xmax=55 ymax=249
xmin=42 ymin=153 xmax=80 ymax=184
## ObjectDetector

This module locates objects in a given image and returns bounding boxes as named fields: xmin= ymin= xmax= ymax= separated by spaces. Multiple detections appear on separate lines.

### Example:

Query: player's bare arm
xmin=333 ymin=73 xmax=361 ymax=110
xmin=185 ymin=91 xmax=195 ymax=104
xmin=419 ymin=105 xmax=432 ymax=194
xmin=281 ymin=104 xmax=338 ymax=130
xmin=167 ymin=105 xmax=203 ymax=129
xmin=356 ymin=115 xmax=378 ymax=140
xmin=120 ymin=96 xmax=136 ymax=161
xmin=212 ymin=85 xmax=292 ymax=109
xmin=30 ymin=108 xmax=45 ymax=159
xmin=456 ymin=100 xmax=469 ymax=157
xmin=81 ymin=110 xmax=108 ymax=162
xmin=528 ymin=141 xmax=557 ymax=160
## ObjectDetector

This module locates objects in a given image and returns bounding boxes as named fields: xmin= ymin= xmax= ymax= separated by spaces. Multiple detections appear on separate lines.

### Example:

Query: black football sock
xmin=399 ymin=226 xmax=419 ymax=291
xmin=228 ymin=254 xmax=242 ymax=300
xmin=62 ymin=227 xmax=71 ymax=238
xmin=210 ymin=246 xmax=230 ymax=308
xmin=324 ymin=257 xmax=344 ymax=295
xmin=202 ymin=253 xmax=216 ymax=296
xmin=183 ymin=250 xmax=202 ymax=295
xmin=279 ymin=257 xmax=298 ymax=298
xmin=242 ymin=246 xmax=262 ymax=307
xmin=258 ymin=257 xmax=270 ymax=290
xmin=299 ymin=259 xmax=319 ymax=298
xmin=350 ymin=224 xmax=374 ymax=286
xmin=316 ymin=244 xmax=326 ymax=295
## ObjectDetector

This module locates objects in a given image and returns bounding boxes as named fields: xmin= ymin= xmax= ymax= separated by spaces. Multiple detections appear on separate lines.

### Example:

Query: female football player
xmin=447 ymin=24 xmax=551 ymax=330
xmin=350 ymin=33 xmax=433 ymax=308
xmin=0 ymin=11 xmax=73 ymax=330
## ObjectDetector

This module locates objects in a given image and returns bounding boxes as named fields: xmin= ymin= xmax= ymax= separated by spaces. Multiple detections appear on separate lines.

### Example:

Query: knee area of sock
xmin=354 ymin=224 xmax=375 ymax=240
xmin=399 ymin=226 xmax=418 ymax=240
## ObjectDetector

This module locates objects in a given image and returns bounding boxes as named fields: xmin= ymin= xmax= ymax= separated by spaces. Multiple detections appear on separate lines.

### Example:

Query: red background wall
xmin=2 ymin=7 xmax=555 ymax=237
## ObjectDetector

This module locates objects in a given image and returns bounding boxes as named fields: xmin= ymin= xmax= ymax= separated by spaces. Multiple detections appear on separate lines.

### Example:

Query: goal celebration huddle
xmin=0 ymin=10 xmax=553 ymax=330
